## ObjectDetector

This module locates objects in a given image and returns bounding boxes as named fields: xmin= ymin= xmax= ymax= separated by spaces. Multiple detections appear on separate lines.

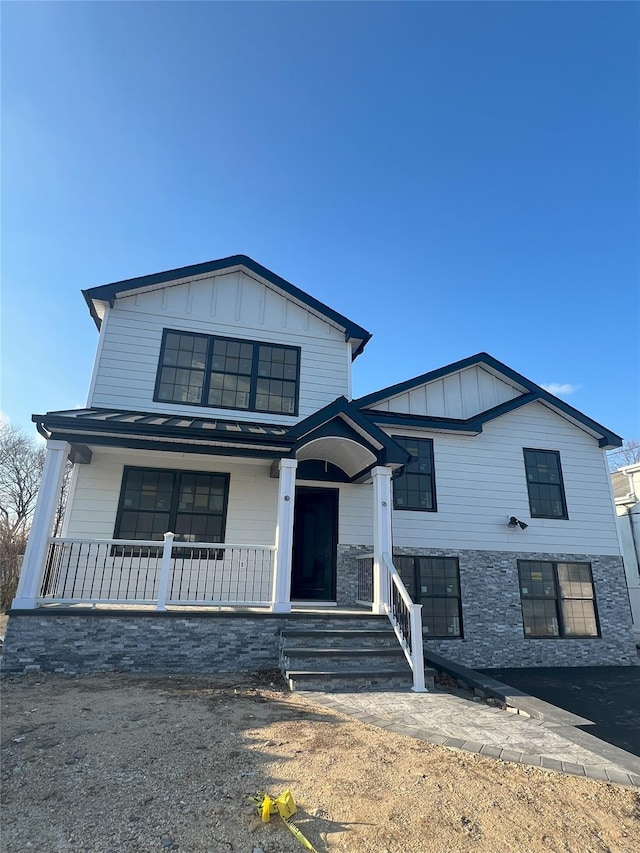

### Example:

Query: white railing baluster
xmin=36 ymin=536 xmax=277 ymax=608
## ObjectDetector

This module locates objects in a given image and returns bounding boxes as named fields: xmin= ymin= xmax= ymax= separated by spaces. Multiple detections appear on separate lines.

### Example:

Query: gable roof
xmin=355 ymin=352 xmax=622 ymax=449
xmin=82 ymin=254 xmax=372 ymax=359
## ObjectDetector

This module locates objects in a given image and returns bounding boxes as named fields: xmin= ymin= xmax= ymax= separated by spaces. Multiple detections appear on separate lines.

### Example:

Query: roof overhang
xmin=82 ymin=255 xmax=372 ymax=360
xmin=355 ymin=353 xmax=622 ymax=449
xmin=33 ymin=408 xmax=295 ymax=460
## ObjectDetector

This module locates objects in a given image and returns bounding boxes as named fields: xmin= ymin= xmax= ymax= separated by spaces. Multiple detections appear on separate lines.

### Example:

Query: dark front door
xmin=291 ymin=487 xmax=338 ymax=601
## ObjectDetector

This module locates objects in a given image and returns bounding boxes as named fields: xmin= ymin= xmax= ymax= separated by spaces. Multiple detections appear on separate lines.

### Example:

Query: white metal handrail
xmin=381 ymin=552 xmax=426 ymax=692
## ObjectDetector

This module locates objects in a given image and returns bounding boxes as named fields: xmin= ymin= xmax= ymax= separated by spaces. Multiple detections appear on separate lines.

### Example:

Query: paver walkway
xmin=310 ymin=688 xmax=640 ymax=788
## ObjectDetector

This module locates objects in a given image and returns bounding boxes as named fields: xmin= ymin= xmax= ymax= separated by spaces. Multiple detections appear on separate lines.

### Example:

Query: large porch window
xmin=114 ymin=467 xmax=229 ymax=543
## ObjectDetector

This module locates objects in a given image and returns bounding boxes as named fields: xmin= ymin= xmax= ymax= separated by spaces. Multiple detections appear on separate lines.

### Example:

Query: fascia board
xmin=82 ymin=255 xmax=371 ymax=355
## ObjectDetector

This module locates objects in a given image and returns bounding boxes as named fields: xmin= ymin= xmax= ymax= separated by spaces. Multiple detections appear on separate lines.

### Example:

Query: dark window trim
xmin=113 ymin=465 xmax=230 ymax=547
xmin=394 ymin=554 xmax=463 ymax=638
xmin=153 ymin=328 xmax=301 ymax=417
xmin=517 ymin=560 xmax=601 ymax=639
xmin=523 ymin=448 xmax=568 ymax=519
xmin=392 ymin=437 xmax=437 ymax=512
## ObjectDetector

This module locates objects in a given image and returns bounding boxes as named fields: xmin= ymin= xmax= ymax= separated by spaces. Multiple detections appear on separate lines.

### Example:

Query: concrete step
xmin=282 ymin=616 xmax=389 ymax=632
xmin=281 ymin=646 xmax=407 ymax=671
xmin=279 ymin=628 xmax=398 ymax=650
xmin=286 ymin=668 xmax=416 ymax=692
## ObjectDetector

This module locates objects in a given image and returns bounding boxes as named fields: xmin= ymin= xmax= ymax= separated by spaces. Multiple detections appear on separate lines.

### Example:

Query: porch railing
xmin=356 ymin=551 xmax=426 ymax=692
xmin=39 ymin=535 xmax=276 ymax=608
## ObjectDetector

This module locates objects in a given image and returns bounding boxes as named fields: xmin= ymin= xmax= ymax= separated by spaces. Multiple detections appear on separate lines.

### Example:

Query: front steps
xmin=279 ymin=617 xmax=435 ymax=692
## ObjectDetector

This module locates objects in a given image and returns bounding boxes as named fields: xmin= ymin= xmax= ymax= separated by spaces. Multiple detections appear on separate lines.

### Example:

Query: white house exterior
xmin=611 ymin=463 xmax=640 ymax=645
xmin=5 ymin=255 xmax=637 ymax=676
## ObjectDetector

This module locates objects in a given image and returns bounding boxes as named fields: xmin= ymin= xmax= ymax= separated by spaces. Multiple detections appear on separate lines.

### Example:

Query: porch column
xmin=12 ymin=440 xmax=71 ymax=609
xmin=271 ymin=457 xmax=298 ymax=613
xmin=372 ymin=465 xmax=393 ymax=616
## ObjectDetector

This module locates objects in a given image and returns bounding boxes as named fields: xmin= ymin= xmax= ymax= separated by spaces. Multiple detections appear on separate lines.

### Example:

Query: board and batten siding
xmin=369 ymin=365 xmax=522 ymax=419
xmin=64 ymin=448 xmax=279 ymax=546
xmin=383 ymin=401 xmax=620 ymax=555
xmin=88 ymin=270 xmax=351 ymax=423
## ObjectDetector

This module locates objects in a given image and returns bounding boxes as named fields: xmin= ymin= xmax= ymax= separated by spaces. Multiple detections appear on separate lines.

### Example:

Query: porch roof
xmin=33 ymin=407 xmax=295 ymax=458
xmin=32 ymin=402 xmax=409 ymax=478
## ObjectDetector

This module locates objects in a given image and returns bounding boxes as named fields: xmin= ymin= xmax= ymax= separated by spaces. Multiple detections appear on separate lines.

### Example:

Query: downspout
xmin=623 ymin=469 xmax=640 ymax=578
xmin=627 ymin=505 xmax=640 ymax=578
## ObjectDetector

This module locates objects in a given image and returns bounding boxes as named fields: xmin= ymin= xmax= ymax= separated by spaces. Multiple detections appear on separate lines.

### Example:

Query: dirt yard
xmin=1 ymin=672 xmax=639 ymax=853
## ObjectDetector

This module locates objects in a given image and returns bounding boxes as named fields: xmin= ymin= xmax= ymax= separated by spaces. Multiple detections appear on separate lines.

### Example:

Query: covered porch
xmin=13 ymin=401 xmax=403 ymax=613
xmin=12 ymin=402 xmax=428 ymax=689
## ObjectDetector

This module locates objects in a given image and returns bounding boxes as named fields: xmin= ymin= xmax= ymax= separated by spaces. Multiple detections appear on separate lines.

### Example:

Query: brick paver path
xmin=310 ymin=689 xmax=640 ymax=788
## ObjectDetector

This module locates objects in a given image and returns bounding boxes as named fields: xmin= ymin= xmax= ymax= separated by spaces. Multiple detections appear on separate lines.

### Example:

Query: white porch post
xmin=271 ymin=457 xmax=298 ymax=613
xmin=12 ymin=440 xmax=71 ymax=609
xmin=372 ymin=465 xmax=393 ymax=616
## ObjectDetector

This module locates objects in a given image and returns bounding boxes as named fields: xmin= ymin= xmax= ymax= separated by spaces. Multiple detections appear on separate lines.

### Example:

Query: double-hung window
xmin=154 ymin=330 xmax=300 ymax=416
xmin=114 ymin=467 xmax=229 ymax=544
xmin=518 ymin=560 xmax=599 ymax=638
xmin=392 ymin=437 xmax=437 ymax=511
xmin=523 ymin=449 xmax=568 ymax=519
xmin=395 ymin=556 xmax=462 ymax=637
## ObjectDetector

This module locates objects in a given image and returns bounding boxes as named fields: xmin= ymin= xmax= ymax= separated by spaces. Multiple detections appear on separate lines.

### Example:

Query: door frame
xmin=291 ymin=486 xmax=339 ymax=602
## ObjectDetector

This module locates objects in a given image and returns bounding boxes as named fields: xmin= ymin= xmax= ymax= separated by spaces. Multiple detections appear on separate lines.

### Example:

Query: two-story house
xmin=5 ymin=256 xmax=637 ymax=683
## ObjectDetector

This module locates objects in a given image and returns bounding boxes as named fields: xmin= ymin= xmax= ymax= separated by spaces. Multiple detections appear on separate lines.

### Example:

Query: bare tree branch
xmin=0 ymin=423 xmax=71 ymax=609
xmin=608 ymin=439 xmax=640 ymax=472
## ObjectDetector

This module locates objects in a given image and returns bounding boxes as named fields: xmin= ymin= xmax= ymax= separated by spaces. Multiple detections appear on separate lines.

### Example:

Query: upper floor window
xmin=154 ymin=330 xmax=300 ymax=416
xmin=523 ymin=448 xmax=568 ymax=519
xmin=393 ymin=437 xmax=437 ymax=511
xmin=518 ymin=560 xmax=599 ymax=638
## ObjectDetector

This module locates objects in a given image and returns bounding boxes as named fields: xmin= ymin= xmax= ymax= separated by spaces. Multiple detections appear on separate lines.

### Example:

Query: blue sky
xmin=2 ymin=1 xmax=639 ymax=439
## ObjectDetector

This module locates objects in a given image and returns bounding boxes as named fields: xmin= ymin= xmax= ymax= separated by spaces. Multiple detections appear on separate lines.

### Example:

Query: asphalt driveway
xmin=480 ymin=666 xmax=640 ymax=758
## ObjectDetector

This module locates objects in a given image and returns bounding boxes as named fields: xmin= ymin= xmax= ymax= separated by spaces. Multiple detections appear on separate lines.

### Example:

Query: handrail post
xmin=409 ymin=603 xmax=427 ymax=692
xmin=156 ymin=532 xmax=174 ymax=611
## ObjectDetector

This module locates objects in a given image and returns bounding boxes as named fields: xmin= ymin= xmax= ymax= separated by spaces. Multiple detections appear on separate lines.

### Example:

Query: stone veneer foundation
xmin=393 ymin=547 xmax=638 ymax=668
xmin=2 ymin=549 xmax=636 ymax=675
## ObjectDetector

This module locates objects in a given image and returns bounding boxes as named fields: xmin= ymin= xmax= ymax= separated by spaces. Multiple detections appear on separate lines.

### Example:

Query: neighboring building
xmin=5 ymin=255 xmax=637 ymax=676
xmin=611 ymin=463 xmax=640 ymax=645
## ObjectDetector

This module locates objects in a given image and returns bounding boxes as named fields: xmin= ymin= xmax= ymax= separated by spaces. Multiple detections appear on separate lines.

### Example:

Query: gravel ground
xmin=1 ymin=671 xmax=639 ymax=853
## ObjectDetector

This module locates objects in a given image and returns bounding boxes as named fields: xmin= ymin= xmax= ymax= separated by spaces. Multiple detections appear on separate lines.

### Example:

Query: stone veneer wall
xmin=392 ymin=547 xmax=638 ymax=668
xmin=336 ymin=544 xmax=368 ymax=606
xmin=0 ymin=611 xmax=387 ymax=675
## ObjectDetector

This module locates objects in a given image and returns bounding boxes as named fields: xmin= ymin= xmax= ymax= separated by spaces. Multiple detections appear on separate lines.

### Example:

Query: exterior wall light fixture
xmin=508 ymin=516 xmax=528 ymax=530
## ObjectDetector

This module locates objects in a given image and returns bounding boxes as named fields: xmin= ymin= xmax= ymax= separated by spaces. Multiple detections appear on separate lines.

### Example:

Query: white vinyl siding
xmin=64 ymin=448 xmax=278 ymax=546
xmin=369 ymin=365 xmax=522 ymax=419
xmin=62 ymin=404 xmax=620 ymax=557
xmin=384 ymin=402 xmax=620 ymax=555
xmin=89 ymin=270 xmax=351 ymax=423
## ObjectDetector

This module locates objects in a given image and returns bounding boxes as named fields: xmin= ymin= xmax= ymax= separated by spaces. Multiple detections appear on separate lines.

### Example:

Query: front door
xmin=291 ymin=487 xmax=338 ymax=601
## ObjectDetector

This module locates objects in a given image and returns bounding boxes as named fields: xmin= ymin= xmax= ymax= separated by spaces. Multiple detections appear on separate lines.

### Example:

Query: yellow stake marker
xmin=253 ymin=790 xmax=319 ymax=853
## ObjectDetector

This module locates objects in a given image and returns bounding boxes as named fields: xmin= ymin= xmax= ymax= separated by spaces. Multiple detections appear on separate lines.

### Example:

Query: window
xmin=154 ymin=330 xmax=300 ymax=416
xmin=518 ymin=560 xmax=599 ymax=638
xmin=392 ymin=437 xmax=437 ymax=511
xmin=523 ymin=449 xmax=568 ymax=519
xmin=395 ymin=556 xmax=462 ymax=637
xmin=114 ymin=467 xmax=229 ymax=544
